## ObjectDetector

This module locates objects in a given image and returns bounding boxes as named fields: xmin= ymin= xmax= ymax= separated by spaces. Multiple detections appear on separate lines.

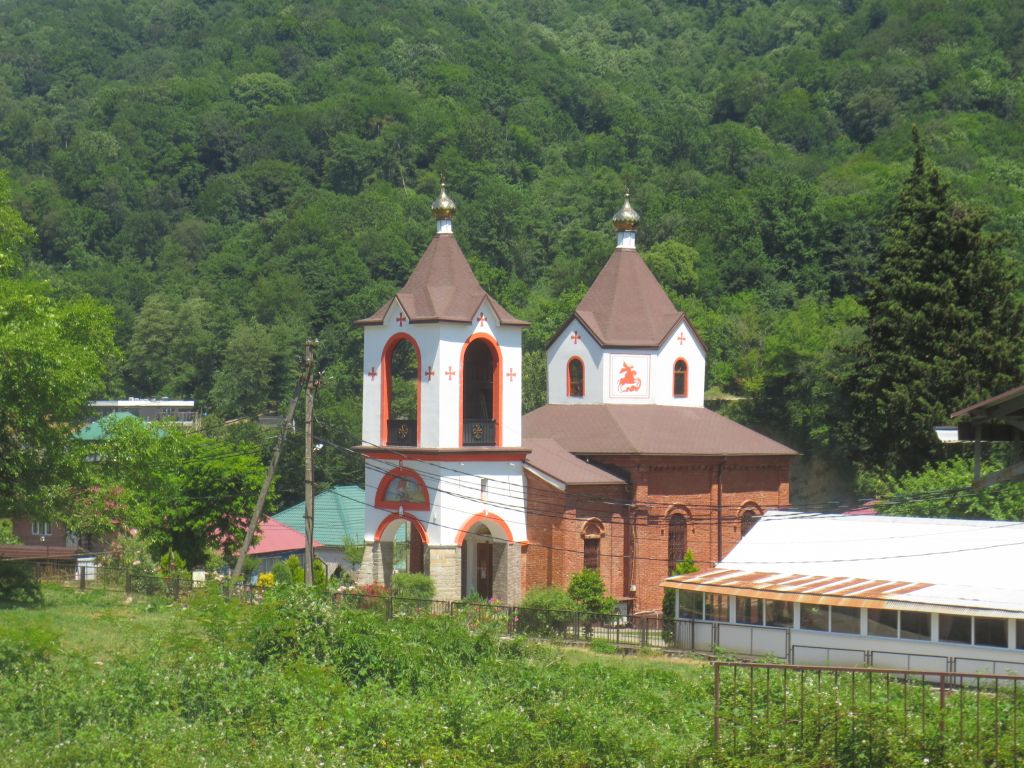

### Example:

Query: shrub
xmin=0 ymin=623 xmax=57 ymax=671
xmin=0 ymin=561 xmax=42 ymax=607
xmin=567 ymin=569 xmax=617 ymax=616
xmin=518 ymin=586 xmax=576 ymax=637
xmin=390 ymin=572 xmax=435 ymax=601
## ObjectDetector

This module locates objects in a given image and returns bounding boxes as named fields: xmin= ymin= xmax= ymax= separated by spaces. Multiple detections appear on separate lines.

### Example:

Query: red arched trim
xmin=566 ymin=356 xmax=585 ymax=398
xmin=580 ymin=517 xmax=605 ymax=538
xmin=455 ymin=512 xmax=515 ymax=546
xmin=381 ymin=333 xmax=421 ymax=447
xmin=672 ymin=358 xmax=688 ymax=398
xmin=374 ymin=513 xmax=429 ymax=545
xmin=737 ymin=500 xmax=763 ymax=518
xmin=374 ymin=466 xmax=430 ymax=511
xmin=459 ymin=333 xmax=503 ymax=448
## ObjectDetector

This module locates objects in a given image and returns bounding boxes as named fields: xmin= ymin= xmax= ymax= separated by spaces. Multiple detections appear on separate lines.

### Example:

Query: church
xmin=356 ymin=185 xmax=794 ymax=614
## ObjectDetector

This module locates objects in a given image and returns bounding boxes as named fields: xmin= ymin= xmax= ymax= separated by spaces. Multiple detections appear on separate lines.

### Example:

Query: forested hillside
xmin=3 ymin=0 xmax=1024 ymax=501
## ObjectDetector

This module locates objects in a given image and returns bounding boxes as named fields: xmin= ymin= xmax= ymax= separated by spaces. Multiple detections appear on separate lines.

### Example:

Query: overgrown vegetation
xmin=3 ymin=583 xmax=1020 ymax=767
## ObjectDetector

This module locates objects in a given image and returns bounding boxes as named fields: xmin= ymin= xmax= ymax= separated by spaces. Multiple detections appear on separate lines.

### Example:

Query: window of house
xmin=899 ymin=611 xmax=931 ymax=641
xmin=1017 ymin=620 xmax=1024 ymax=650
xmin=583 ymin=538 xmax=599 ymax=571
xmin=678 ymin=592 xmax=703 ymax=620
xmin=567 ymin=358 xmax=584 ymax=397
xmin=667 ymin=513 xmax=687 ymax=575
xmin=974 ymin=617 xmax=1008 ymax=648
xmin=673 ymin=359 xmax=687 ymax=398
xmin=31 ymin=521 xmax=52 ymax=537
xmin=735 ymin=597 xmax=762 ymax=625
xmin=939 ymin=615 xmax=972 ymax=644
xmin=706 ymin=594 xmax=729 ymax=622
xmin=830 ymin=606 xmax=861 ymax=635
xmin=867 ymin=609 xmax=899 ymax=638
xmin=582 ymin=520 xmax=602 ymax=571
xmin=800 ymin=604 xmax=829 ymax=631
xmin=740 ymin=504 xmax=762 ymax=537
xmin=765 ymin=600 xmax=794 ymax=628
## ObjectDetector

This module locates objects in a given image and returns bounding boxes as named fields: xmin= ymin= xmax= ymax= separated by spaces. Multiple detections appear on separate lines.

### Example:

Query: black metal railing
xmin=387 ymin=419 xmax=417 ymax=446
xmin=463 ymin=419 xmax=496 ymax=446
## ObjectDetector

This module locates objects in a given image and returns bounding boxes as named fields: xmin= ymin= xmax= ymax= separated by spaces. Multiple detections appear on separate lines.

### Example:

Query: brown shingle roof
xmin=357 ymin=234 xmax=527 ymax=326
xmin=523 ymin=437 xmax=627 ymax=486
xmin=573 ymin=248 xmax=703 ymax=350
xmin=523 ymin=404 xmax=797 ymax=457
xmin=951 ymin=384 xmax=1024 ymax=420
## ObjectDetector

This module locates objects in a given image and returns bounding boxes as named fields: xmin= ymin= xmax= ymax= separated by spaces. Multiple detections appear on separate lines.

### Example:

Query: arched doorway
xmin=462 ymin=337 xmax=498 ymax=446
xmin=375 ymin=514 xmax=428 ymax=587
xmin=457 ymin=515 xmax=513 ymax=601
xmin=383 ymin=335 xmax=419 ymax=446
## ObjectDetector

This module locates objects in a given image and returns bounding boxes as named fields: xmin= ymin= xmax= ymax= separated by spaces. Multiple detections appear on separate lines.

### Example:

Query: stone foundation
xmin=427 ymin=545 xmax=461 ymax=601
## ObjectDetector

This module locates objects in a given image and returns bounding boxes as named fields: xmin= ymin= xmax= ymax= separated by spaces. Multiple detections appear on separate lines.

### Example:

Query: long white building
xmin=664 ymin=509 xmax=1024 ymax=674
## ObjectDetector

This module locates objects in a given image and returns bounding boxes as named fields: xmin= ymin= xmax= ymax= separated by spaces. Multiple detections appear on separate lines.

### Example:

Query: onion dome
xmin=612 ymin=192 xmax=640 ymax=232
xmin=432 ymin=182 xmax=456 ymax=220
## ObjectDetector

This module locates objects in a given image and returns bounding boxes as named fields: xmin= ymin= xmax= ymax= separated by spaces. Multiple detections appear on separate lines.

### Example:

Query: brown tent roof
xmin=358 ymin=234 xmax=527 ymax=326
xmin=572 ymin=248 xmax=704 ymax=350
xmin=523 ymin=437 xmax=626 ymax=486
xmin=523 ymin=404 xmax=797 ymax=457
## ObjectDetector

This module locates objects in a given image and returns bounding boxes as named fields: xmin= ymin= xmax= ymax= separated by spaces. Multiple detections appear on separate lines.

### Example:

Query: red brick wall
xmin=12 ymin=517 xmax=68 ymax=546
xmin=523 ymin=456 xmax=791 ymax=614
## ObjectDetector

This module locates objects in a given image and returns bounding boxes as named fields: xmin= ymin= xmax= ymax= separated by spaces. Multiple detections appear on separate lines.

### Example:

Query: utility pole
xmin=303 ymin=339 xmax=319 ymax=586
xmin=232 ymin=351 xmax=313 ymax=580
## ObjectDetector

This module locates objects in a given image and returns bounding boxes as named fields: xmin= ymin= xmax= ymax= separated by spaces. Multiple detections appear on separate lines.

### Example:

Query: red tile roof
xmin=523 ymin=404 xmax=797 ymax=456
xmin=357 ymin=234 xmax=527 ymax=326
xmin=250 ymin=518 xmax=322 ymax=555
xmin=572 ymin=248 xmax=704 ymax=350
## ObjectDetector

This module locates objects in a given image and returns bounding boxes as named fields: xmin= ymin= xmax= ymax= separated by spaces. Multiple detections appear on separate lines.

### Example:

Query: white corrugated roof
xmin=665 ymin=510 xmax=1024 ymax=617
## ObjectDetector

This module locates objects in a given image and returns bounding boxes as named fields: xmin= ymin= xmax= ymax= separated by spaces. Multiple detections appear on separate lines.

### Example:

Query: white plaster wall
xmin=546 ymin=322 xmax=603 ymax=405
xmin=362 ymin=458 xmax=527 ymax=547
xmin=362 ymin=299 xmax=522 ymax=450
xmin=546 ymin=318 xmax=705 ymax=407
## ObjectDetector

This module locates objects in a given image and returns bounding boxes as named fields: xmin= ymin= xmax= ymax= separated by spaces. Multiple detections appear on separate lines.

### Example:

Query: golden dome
xmin=432 ymin=182 xmax=456 ymax=220
xmin=612 ymin=192 xmax=640 ymax=231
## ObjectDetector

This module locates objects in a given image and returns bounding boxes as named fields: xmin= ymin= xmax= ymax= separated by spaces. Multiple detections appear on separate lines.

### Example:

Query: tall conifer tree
xmin=852 ymin=129 xmax=1024 ymax=474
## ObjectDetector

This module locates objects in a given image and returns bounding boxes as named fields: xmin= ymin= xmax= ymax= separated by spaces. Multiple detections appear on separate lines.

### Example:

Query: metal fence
xmin=713 ymin=660 xmax=1024 ymax=766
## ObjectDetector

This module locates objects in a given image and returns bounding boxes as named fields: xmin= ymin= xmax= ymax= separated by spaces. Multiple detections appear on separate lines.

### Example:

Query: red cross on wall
xmin=506 ymin=368 xmax=517 ymax=382
xmin=396 ymin=312 xmax=407 ymax=327
xmin=477 ymin=313 xmax=487 ymax=326
xmin=677 ymin=332 xmax=686 ymax=345
xmin=570 ymin=331 xmax=582 ymax=344
xmin=445 ymin=366 xmax=457 ymax=381
xmin=367 ymin=367 xmax=377 ymax=380
xmin=424 ymin=366 xmax=435 ymax=381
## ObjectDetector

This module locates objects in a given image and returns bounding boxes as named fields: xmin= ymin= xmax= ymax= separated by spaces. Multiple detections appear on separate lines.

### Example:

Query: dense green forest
xmin=3 ymin=0 xmax=1024 ymax=503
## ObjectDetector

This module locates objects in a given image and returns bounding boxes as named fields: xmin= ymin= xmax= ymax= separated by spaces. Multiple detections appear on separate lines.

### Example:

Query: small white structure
xmin=664 ymin=510 xmax=1024 ymax=674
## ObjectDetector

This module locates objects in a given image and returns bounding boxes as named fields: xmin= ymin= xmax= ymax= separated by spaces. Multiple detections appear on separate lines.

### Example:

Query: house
xmin=354 ymin=185 xmax=793 ymax=612
xmin=664 ymin=509 xmax=1024 ymax=673
xmin=90 ymin=398 xmax=197 ymax=426
xmin=251 ymin=485 xmax=366 ymax=578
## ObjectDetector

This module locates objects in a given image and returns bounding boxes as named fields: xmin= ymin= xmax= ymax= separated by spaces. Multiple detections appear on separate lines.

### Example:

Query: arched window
xmin=673 ymin=359 xmax=688 ymax=398
xmin=567 ymin=357 xmax=585 ymax=397
xmin=462 ymin=336 xmax=499 ymax=446
xmin=374 ymin=467 xmax=430 ymax=511
xmin=667 ymin=512 xmax=688 ymax=575
xmin=582 ymin=519 xmax=603 ymax=571
xmin=740 ymin=503 xmax=762 ymax=537
xmin=383 ymin=335 xmax=419 ymax=446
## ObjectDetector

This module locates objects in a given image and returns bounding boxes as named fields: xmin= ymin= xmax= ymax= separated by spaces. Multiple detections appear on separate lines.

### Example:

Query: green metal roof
xmin=75 ymin=412 xmax=140 ymax=441
xmin=272 ymin=486 xmax=366 ymax=547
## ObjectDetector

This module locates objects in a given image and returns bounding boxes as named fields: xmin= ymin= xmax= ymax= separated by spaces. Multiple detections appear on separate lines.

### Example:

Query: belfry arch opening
xmin=383 ymin=335 xmax=419 ymax=446
xmin=462 ymin=336 xmax=499 ymax=446
xmin=375 ymin=515 xmax=427 ymax=586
